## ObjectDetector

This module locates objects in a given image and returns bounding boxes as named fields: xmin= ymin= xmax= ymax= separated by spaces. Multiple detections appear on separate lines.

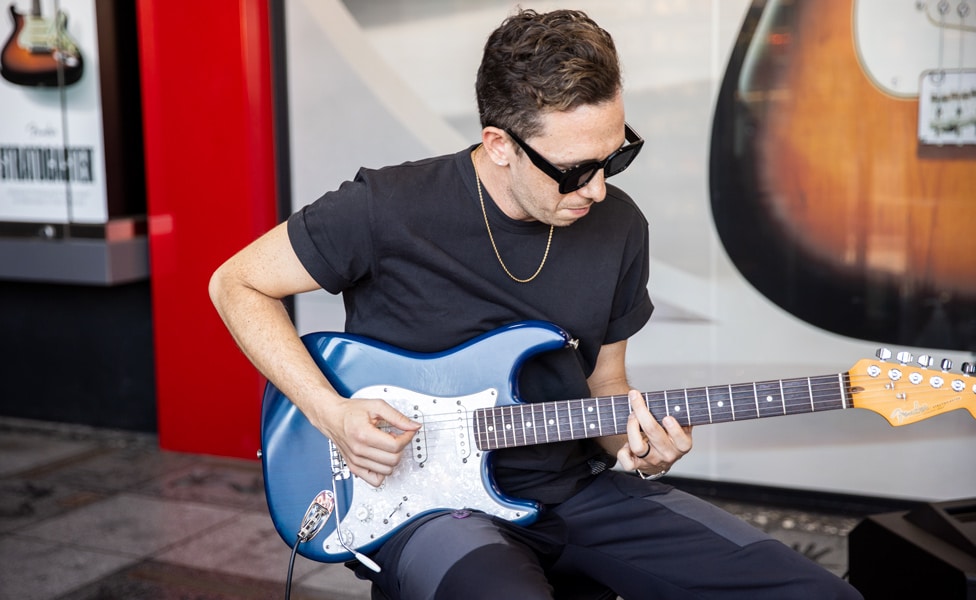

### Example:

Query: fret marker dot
xmin=526 ymin=422 xmax=532 ymax=428
xmin=487 ymin=426 xmax=494 ymax=432
xmin=673 ymin=405 xmax=682 ymax=413
xmin=587 ymin=406 xmax=594 ymax=412
xmin=589 ymin=423 xmax=596 ymax=429
xmin=717 ymin=401 xmax=724 ymax=407
xmin=766 ymin=396 xmax=773 ymax=402
xmin=505 ymin=424 xmax=512 ymax=430
xmin=548 ymin=419 xmax=555 ymax=425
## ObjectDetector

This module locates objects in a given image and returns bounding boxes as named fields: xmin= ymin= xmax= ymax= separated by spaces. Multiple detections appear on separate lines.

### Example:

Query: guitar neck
xmin=473 ymin=373 xmax=851 ymax=451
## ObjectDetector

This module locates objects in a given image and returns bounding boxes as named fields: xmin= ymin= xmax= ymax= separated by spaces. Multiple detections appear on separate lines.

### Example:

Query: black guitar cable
xmin=284 ymin=492 xmax=334 ymax=600
xmin=284 ymin=535 xmax=301 ymax=600
xmin=282 ymin=488 xmax=382 ymax=599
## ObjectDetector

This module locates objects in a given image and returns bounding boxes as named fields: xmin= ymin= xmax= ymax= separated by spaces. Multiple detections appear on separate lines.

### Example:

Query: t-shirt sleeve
xmin=286 ymin=176 xmax=375 ymax=294
xmin=604 ymin=207 xmax=654 ymax=344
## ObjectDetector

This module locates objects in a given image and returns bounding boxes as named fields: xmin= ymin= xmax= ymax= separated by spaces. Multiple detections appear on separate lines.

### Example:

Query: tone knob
xmin=355 ymin=505 xmax=373 ymax=522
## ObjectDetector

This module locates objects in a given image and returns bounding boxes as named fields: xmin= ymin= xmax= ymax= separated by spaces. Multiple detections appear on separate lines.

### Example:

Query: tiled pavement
xmin=0 ymin=417 xmax=859 ymax=599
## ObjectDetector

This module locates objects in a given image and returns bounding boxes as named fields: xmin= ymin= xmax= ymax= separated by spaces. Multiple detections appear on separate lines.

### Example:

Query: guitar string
xmin=378 ymin=371 xmax=973 ymax=430
xmin=369 ymin=373 xmax=973 ymax=441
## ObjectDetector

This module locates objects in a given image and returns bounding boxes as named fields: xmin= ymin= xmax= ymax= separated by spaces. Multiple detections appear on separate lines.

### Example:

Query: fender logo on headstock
xmin=890 ymin=401 xmax=931 ymax=424
xmin=891 ymin=396 xmax=966 ymax=424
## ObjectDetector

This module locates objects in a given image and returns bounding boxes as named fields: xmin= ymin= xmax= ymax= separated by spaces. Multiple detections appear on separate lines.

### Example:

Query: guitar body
xmin=709 ymin=0 xmax=976 ymax=351
xmin=1 ymin=4 xmax=83 ymax=87
xmin=260 ymin=320 xmax=571 ymax=563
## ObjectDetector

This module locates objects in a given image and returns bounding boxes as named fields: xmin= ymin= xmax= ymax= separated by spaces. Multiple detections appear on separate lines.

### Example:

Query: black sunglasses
xmin=505 ymin=123 xmax=644 ymax=194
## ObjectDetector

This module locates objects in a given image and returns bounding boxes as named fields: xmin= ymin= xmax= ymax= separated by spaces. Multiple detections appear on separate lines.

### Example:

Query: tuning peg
xmin=875 ymin=348 xmax=892 ymax=361
xmin=940 ymin=358 xmax=953 ymax=371
xmin=896 ymin=351 xmax=914 ymax=364
xmin=963 ymin=362 xmax=975 ymax=377
xmin=917 ymin=355 xmax=933 ymax=369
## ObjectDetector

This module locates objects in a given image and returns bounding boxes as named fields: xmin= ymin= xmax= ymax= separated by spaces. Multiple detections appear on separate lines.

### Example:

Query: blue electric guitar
xmin=260 ymin=320 xmax=976 ymax=564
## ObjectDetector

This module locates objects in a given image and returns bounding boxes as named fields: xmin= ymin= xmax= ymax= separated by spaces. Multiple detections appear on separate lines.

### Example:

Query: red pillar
xmin=137 ymin=0 xmax=278 ymax=457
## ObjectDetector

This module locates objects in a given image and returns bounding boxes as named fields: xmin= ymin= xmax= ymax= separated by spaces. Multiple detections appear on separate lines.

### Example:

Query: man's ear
xmin=481 ymin=126 xmax=512 ymax=166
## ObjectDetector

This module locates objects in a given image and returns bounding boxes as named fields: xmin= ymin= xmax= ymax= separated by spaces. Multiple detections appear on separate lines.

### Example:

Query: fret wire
xmin=577 ymin=399 xmax=584 ymax=440
xmin=498 ymin=405 xmax=507 ymax=448
xmin=542 ymin=403 xmax=550 ymax=443
xmin=837 ymin=373 xmax=847 ymax=409
xmin=583 ymin=399 xmax=591 ymax=438
xmin=628 ymin=394 xmax=634 ymax=432
xmin=532 ymin=403 xmax=539 ymax=444
xmin=517 ymin=404 xmax=525 ymax=445
xmin=596 ymin=397 xmax=603 ymax=437
xmin=807 ymin=378 xmax=815 ymax=412
xmin=499 ymin=405 xmax=506 ymax=448
xmin=475 ymin=410 xmax=484 ymax=450
xmin=495 ymin=405 xmax=503 ymax=448
xmin=490 ymin=406 xmax=498 ymax=449
xmin=557 ymin=399 xmax=563 ymax=441
xmin=568 ymin=400 xmax=574 ymax=440
xmin=584 ymin=399 xmax=591 ymax=437
xmin=498 ymin=406 xmax=505 ymax=448
xmin=517 ymin=405 xmax=523 ymax=445
xmin=518 ymin=404 xmax=525 ymax=445
xmin=509 ymin=405 xmax=518 ymax=447
xmin=729 ymin=385 xmax=736 ymax=421
xmin=683 ymin=389 xmax=691 ymax=427
xmin=485 ymin=410 xmax=492 ymax=450
xmin=752 ymin=383 xmax=759 ymax=416
xmin=530 ymin=403 xmax=538 ymax=445
xmin=519 ymin=404 xmax=526 ymax=446
xmin=610 ymin=395 xmax=618 ymax=434
xmin=579 ymin=399 xmax=585 ymax=438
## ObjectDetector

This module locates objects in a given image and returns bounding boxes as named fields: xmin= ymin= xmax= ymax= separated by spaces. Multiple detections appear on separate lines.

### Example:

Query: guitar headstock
xmin=847 ymin=350 xmax=976 ymax=426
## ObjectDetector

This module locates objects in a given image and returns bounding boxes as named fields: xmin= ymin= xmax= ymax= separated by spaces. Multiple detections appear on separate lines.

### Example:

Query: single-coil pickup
xmin=411 ymin=408 xmax=427 ymax=465
xmin=454 ymin=401 xmax=471 ymax=460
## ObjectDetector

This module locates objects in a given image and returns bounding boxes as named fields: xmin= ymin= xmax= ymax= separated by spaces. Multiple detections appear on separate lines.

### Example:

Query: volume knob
xmin=355 ymin=505 xmax=373 ymax=522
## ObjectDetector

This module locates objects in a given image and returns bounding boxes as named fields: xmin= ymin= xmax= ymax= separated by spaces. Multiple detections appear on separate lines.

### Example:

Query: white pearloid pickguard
xmin=315 ymin=385 xmax=533 ymax=559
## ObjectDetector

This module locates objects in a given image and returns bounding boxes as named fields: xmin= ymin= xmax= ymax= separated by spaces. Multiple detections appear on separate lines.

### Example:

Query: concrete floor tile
xmin=155 ymin=511 xmax=322 ymax=583
xmin=28 ymin=445 xmax=201 ymax=494
xmin=0 ymin=478 xmax=106 ymax=534
xmin=135 ymin=455 xmax=268 ymax=512
xmin=0 ymin=431 xmax=98 ymax=478
xmin=0 ymin=535 xmax=135 ymax=600
xmin=20 ymin=494 xmax=241 ymax=557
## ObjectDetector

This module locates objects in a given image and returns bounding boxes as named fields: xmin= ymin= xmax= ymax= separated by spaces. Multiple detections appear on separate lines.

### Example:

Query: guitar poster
xmin=0 ymin=0 xmax=106 ymax=225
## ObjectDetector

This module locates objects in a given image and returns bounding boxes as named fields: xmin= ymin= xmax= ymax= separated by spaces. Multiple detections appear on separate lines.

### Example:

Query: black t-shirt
xmin=288 ymin=145 xmax=653 ymax=503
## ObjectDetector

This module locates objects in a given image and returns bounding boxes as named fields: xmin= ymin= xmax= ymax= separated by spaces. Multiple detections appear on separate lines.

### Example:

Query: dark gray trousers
xmin=359 ymin=470 xmax=863 ymax=600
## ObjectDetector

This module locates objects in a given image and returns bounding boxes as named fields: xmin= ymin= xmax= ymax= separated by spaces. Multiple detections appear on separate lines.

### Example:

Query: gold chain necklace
xmin=472 ymin=149 xmax=553 ymax=283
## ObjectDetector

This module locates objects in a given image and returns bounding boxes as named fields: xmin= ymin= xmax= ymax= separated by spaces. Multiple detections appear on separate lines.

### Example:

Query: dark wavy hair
xmin=475 ymin=9 xmax=622 ymax=139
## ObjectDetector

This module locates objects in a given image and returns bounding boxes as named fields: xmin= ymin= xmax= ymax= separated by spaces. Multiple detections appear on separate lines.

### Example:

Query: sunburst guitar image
xmin=709 ymin=0 xmax=975 ymax=351
xmin=1 ymin=0 xmax=83 ymax=86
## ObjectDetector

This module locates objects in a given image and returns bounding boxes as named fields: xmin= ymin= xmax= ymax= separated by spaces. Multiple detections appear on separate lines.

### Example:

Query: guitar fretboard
xmin=473 ymin=373 xmax=851 ymax=451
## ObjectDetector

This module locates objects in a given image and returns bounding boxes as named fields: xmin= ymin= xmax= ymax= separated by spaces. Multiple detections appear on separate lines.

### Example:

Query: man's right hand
xmin=315 ymin=396 xmax=421 ymax=487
